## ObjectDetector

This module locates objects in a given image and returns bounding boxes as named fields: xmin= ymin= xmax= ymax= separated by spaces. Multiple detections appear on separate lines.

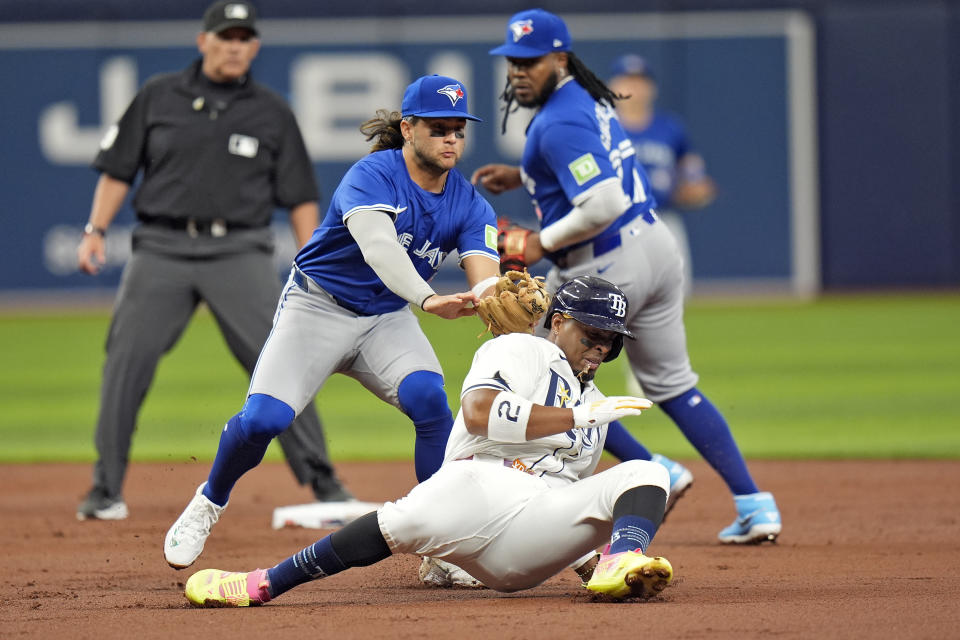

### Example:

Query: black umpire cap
xmin=203 ymin=1 xmax=258 ymax=35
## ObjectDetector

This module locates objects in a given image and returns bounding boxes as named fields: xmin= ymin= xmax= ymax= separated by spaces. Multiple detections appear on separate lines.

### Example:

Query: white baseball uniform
xmin=377 ymin=333 xmax=669 ymax=592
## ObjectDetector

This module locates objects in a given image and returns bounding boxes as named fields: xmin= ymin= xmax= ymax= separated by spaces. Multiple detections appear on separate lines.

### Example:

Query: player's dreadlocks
xmin=360 ymin=110 xmax=421 ymax=153
xmin=498 ymin=52 xmax=624 ymax=134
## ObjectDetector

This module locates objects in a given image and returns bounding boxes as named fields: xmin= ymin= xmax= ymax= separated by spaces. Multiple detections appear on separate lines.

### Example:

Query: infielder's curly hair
xmin=360 ymin=110 xmax=422 ymax=153
xmin=498 ymin=52 xmax=623 ymax=134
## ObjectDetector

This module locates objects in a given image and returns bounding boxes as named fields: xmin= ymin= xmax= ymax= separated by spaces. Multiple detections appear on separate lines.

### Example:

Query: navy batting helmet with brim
xmin=543 ymin=276 xmax=634 ymax=362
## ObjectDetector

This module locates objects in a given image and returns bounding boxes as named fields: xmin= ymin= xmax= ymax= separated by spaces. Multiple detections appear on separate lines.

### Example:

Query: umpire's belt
xmin=140 ymin=215 xmax=258 ymax=238
xmin=554 ymin=210 xmax=656 ymax=269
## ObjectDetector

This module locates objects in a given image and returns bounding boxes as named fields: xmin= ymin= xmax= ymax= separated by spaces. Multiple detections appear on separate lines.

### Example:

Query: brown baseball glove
xmin=476 ymin=270 xmax=551 ymax=337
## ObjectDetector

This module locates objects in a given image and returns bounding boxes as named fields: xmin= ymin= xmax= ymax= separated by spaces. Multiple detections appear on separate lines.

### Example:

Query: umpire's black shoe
xmin=76 ymin=486 xmax=129 ymax=521
xmin=310 ymin=473 xmax=355 ymax=502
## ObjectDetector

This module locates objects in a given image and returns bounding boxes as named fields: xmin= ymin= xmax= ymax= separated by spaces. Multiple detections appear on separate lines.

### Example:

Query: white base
xmin=271 ymin=501 xmax=383 ymax=530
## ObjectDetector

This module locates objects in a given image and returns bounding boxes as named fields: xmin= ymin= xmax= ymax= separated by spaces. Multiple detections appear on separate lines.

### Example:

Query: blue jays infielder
xmin=164 ymin=74 xmax=503 ymax=570
xmin=472 ymin=9 xmax=782 ymax=544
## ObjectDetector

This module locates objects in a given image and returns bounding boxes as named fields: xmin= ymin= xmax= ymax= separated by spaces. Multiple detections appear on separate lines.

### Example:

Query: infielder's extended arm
xmin=77 ymin=173 xmax=130 ymax=274
xmin=461 ymin=388 xmax=651 ymax=442
xmin=471 ymin=166 xmax=629 ymax=261
xmin=461 ymin=254 xmax=501 ymax=299
xmin=344 ymin=209 xmax=477 ymax=318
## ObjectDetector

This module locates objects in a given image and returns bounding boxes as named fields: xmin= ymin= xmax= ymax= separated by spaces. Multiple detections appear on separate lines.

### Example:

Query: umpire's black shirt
xmin=93 ymin=58 xmax=318 ymax=258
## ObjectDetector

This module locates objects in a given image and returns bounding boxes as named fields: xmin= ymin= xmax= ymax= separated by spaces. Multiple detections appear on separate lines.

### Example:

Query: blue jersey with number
xmin=295 ymin=148 xmax=499 ymax=315
xmin=520 ymin=77 xmax=657 ymax=265
xmin=622 ymin=112 xmax=691 ymax=210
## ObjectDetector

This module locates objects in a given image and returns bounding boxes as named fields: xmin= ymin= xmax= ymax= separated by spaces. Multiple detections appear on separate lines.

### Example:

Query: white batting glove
xmin=572 ymin=396 xmax=653 ymax=428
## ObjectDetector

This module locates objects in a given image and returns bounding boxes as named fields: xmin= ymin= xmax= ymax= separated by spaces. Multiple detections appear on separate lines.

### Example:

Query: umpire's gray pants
xmin=91 ymin=248 xmax=335 ymax=498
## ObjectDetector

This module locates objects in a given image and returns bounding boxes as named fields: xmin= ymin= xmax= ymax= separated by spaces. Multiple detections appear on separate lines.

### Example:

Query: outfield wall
xmin=0 ymin=1 xmax=956 ymax=296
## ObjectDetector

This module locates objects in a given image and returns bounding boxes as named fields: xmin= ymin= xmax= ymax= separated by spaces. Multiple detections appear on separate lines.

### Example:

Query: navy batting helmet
xmin=543 ymin=276 xmax=634 ymax=362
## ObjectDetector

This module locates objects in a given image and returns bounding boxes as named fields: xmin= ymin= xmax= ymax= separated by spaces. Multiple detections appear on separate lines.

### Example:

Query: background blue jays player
xmin=164 ymin=74 xmax=504 ymax=570
xmin=472 ymin=9 xmax=782 ymax=544
xmin=608 ymin=54 xmax=717 ymax=299
xmin=180 ymin=277 xmax=676 ymax=606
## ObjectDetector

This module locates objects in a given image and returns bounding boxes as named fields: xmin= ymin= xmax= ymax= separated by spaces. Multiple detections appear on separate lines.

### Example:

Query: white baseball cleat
xmin=165 ymin=483 xmax=226 ymax=569
xmin=418 ymin=557 xmax=485 ymax=589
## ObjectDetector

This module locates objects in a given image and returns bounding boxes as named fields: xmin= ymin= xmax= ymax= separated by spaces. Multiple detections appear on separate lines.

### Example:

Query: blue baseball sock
xmin=204 ymin=394 xmax=294 ymax=506
xmin=660 ymin=387 xmax=758 ymax=495
xmin=604 ymin=420 xmax=653 ymax=461
xmin=267 ymin=536 xmax=345 ymax=598
xmin=609 ymin=485 xmax=665 ymax=554
xmin=411 ymin=413 xmax=451 ymax=482
xmin=609 ymin=516 xmax=659 ymax=554
xmin=398 ymin=371 xmax=453 ymax=482
xmin=265 ymin=512 xmax=390 ymax=599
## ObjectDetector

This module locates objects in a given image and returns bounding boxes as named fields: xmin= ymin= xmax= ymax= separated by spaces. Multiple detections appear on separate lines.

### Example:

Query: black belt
xmin=140 ymin=215 xmax=260 ymax=237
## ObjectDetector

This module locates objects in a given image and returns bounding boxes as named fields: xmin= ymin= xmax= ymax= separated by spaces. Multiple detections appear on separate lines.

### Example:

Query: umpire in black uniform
xmin=75 ymin=0 xmax=351 ymax=520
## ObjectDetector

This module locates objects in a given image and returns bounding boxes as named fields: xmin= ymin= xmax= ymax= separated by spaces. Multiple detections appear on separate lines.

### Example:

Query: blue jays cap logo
xmin=437 ymin=84 xmax=465 ymax=107
xmin=509 ymin=19 xmax=534 ymax=42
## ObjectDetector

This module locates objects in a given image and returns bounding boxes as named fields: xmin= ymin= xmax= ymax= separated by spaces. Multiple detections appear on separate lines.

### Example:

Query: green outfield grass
xmin=1 ymin=292 xmax=958 ymax=463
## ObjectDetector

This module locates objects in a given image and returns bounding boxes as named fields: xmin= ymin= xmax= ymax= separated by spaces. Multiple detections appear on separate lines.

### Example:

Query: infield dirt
xmin=4 ymin=459 xmax=958 ymax=639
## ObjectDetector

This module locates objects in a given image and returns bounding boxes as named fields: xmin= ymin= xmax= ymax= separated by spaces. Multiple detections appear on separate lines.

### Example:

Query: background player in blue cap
xmin=608 ymin=54 xmax=717 ymax=299
xmin=472 ymin=8 xmax=782 ymax=544
xmin=164 ymin=74 xmax=505 ymax=570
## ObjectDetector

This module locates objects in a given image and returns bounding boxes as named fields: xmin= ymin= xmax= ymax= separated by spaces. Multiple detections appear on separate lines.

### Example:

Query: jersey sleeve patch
xmin=568 ymin=152 xmax=601 ymax=186
xmin=484 ymin=224 xmax=498 ymax=251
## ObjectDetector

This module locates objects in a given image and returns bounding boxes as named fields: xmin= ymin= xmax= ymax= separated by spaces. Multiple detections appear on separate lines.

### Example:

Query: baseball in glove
xmin=497 ymin=218 xmax=533 ymax=274
xmin=476 ymin=270 xmax=550 ymax=337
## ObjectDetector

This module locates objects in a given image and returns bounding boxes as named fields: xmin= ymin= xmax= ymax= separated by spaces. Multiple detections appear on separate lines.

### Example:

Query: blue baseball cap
xmin=489 ymin=8 xmax=572 ymax=58
xmin=400 ymin=75 xmax=481 ymax=122
xmin=610 ymin=54 xmax=656 ymax=80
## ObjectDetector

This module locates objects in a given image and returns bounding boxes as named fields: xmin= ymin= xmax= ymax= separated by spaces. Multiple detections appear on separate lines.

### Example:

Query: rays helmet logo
xmin=607 ymin=293 xmax=627 ymax=318
xmin=509 ymin=19 xmax=534 ymax=42
xmin=437 ymin=84 xmax=465 ymax=107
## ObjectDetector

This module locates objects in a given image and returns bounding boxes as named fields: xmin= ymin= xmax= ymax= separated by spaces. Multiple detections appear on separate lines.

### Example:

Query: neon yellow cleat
xmin=184 ymin=569 xmax=271 ymax=607
xmin=585 ymin=551 xmax=673 ymax=599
